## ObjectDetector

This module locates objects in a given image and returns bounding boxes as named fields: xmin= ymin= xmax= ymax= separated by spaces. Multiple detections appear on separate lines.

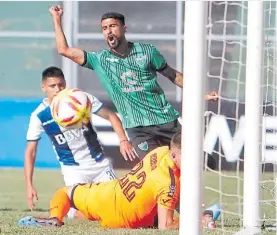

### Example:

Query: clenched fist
xmin=49 ymin=5 xmax=63 ymax=18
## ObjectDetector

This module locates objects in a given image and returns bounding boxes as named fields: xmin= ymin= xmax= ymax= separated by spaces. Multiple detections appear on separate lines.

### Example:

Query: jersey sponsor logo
xmin=138 ymin=141 xmax=149 ymax=151
xmin=121 ymin=71 xmax=145 ymax=93
xmin=122 ymin=86 xmax=144 ymax=93
xmin=54 ymin=129 xmax=83 ymax=145
xmin=121 ymin=71 xmax=138 ymax=86
xmin=135 ymin=55 xmax=147 ymax=66
xmin=168 ymin=185 xmax=176 ymax=197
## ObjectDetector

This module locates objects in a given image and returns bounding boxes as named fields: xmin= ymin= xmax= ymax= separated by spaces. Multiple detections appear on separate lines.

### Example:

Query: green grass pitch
xmin=0 ymin=168 xmax=276 ymax=234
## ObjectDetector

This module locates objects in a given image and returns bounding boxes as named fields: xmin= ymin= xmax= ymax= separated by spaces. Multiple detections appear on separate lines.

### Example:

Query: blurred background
xmin=0 ymin=1 xmax=276 ymax=169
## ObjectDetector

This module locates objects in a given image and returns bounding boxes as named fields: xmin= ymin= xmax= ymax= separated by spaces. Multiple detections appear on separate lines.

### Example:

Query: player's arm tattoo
xmin=158 ymin=64 xmax=183 ymax=88
xmin=65 ymin=48 xmax=85 ymax=66
xmin=72 ymin=50 xmax=83 ymax=60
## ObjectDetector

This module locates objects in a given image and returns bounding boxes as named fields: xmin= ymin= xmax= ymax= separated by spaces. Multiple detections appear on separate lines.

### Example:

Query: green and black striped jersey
xmin=83 ymin=42 xmax=179 ymax=129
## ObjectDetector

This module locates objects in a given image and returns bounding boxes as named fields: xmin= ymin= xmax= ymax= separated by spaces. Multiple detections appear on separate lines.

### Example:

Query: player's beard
xmin=107 ymin=35 xmax=121 ymax=49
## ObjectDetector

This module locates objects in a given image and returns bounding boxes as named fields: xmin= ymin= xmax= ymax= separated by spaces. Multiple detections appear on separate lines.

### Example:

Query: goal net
xmin=203 ymin=1 xmax=277 ymax=233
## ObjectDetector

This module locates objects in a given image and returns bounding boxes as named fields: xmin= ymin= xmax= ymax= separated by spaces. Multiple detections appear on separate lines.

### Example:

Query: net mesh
xmin=203 ymin=1 xmax=277 ymax=233
xmin=260 ymin=1 xmax=277 ymax=232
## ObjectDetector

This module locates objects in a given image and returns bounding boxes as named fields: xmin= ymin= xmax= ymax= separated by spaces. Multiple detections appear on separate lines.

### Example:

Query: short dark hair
xmin=42 ymin=66 xmax=65 ymax=81
xmin=170 ymin=133 xmax=182 ymax=150
xmin=101 ymin=12 xmax=125 ymax=25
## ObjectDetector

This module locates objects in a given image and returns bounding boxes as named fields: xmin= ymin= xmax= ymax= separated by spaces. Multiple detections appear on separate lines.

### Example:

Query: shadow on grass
xmin=0 ymin=208 xmax=14 ymax=211
xmin=22 ymin=208 xmax=49 ymax=212
xmin=0 ymin=208 xmax=49 ymax=212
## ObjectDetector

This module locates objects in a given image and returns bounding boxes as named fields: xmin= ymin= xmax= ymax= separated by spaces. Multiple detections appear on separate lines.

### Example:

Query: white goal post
xmin=180 ymin=1 xmax=265 ymax=234
xmin=243 ymin=1 xmax=264 ymax=233
xmin=180 ymin=1 xmax=207 ymax=234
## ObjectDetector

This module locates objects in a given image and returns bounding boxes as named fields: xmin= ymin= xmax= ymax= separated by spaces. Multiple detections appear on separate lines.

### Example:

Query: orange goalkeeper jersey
xmin=72 ymin=146 xmax=180 ymax=228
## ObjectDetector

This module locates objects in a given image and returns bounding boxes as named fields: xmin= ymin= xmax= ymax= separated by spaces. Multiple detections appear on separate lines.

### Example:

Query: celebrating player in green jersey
xmin=49 ymin=5 xmax=218 ymax=159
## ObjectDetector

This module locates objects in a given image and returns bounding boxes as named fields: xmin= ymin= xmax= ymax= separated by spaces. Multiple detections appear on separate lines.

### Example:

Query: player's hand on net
xmin=120 ymin=140 xmax=137 ymax=161
xmin=27 ymin=186 xmax=38 ymax=211
xmin=205 ymin=91 xmax=219 ymax=102
xmin=49 ymin=5 xmax=63 ymax=18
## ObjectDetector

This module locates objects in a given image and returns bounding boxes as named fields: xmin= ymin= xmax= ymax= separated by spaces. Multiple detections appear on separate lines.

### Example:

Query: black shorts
xmin=126 ymin=119 xmax=181 ymax=159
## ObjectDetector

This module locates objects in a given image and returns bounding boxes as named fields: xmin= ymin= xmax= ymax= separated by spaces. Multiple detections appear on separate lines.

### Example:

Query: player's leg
xmin=49 ymin=187 xmax=73 ymax=221
xmin=61 ymin=166 xmax=87 ymax=219
xmin=18 ymin=187 xmax=71 ymax=227
xmin=18 ymin=183 xmax=99 ymax=227
xmin=63 ymin=158 xmax=116 ymax=219
xmin=126 ymin=125 xmax=161 ymax=159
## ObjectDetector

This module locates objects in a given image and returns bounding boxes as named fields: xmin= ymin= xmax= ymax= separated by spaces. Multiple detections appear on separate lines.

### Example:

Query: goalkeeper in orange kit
xmin=19 ymin=133 xmax=221 ymax=230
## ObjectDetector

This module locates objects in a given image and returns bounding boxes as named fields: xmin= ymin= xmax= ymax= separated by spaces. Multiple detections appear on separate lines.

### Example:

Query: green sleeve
xmin=151 ymin=45 xmax=167 ymax=71
xmin=82 ymin=51 xmax=98 ymax=70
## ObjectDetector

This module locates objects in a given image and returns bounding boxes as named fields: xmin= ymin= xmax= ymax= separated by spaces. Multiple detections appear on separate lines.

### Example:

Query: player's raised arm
xmin=49 ymin=5 xmax=85 ymax=65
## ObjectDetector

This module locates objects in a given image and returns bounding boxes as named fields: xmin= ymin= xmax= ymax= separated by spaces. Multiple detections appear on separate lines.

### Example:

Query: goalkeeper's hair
xmin=101 ymin=12 xmax=125 ymax=25
xmin=170 ymin=132 xmax=181 ymax=150
xmin=42 ymin=66 xmax=65 ymax=81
